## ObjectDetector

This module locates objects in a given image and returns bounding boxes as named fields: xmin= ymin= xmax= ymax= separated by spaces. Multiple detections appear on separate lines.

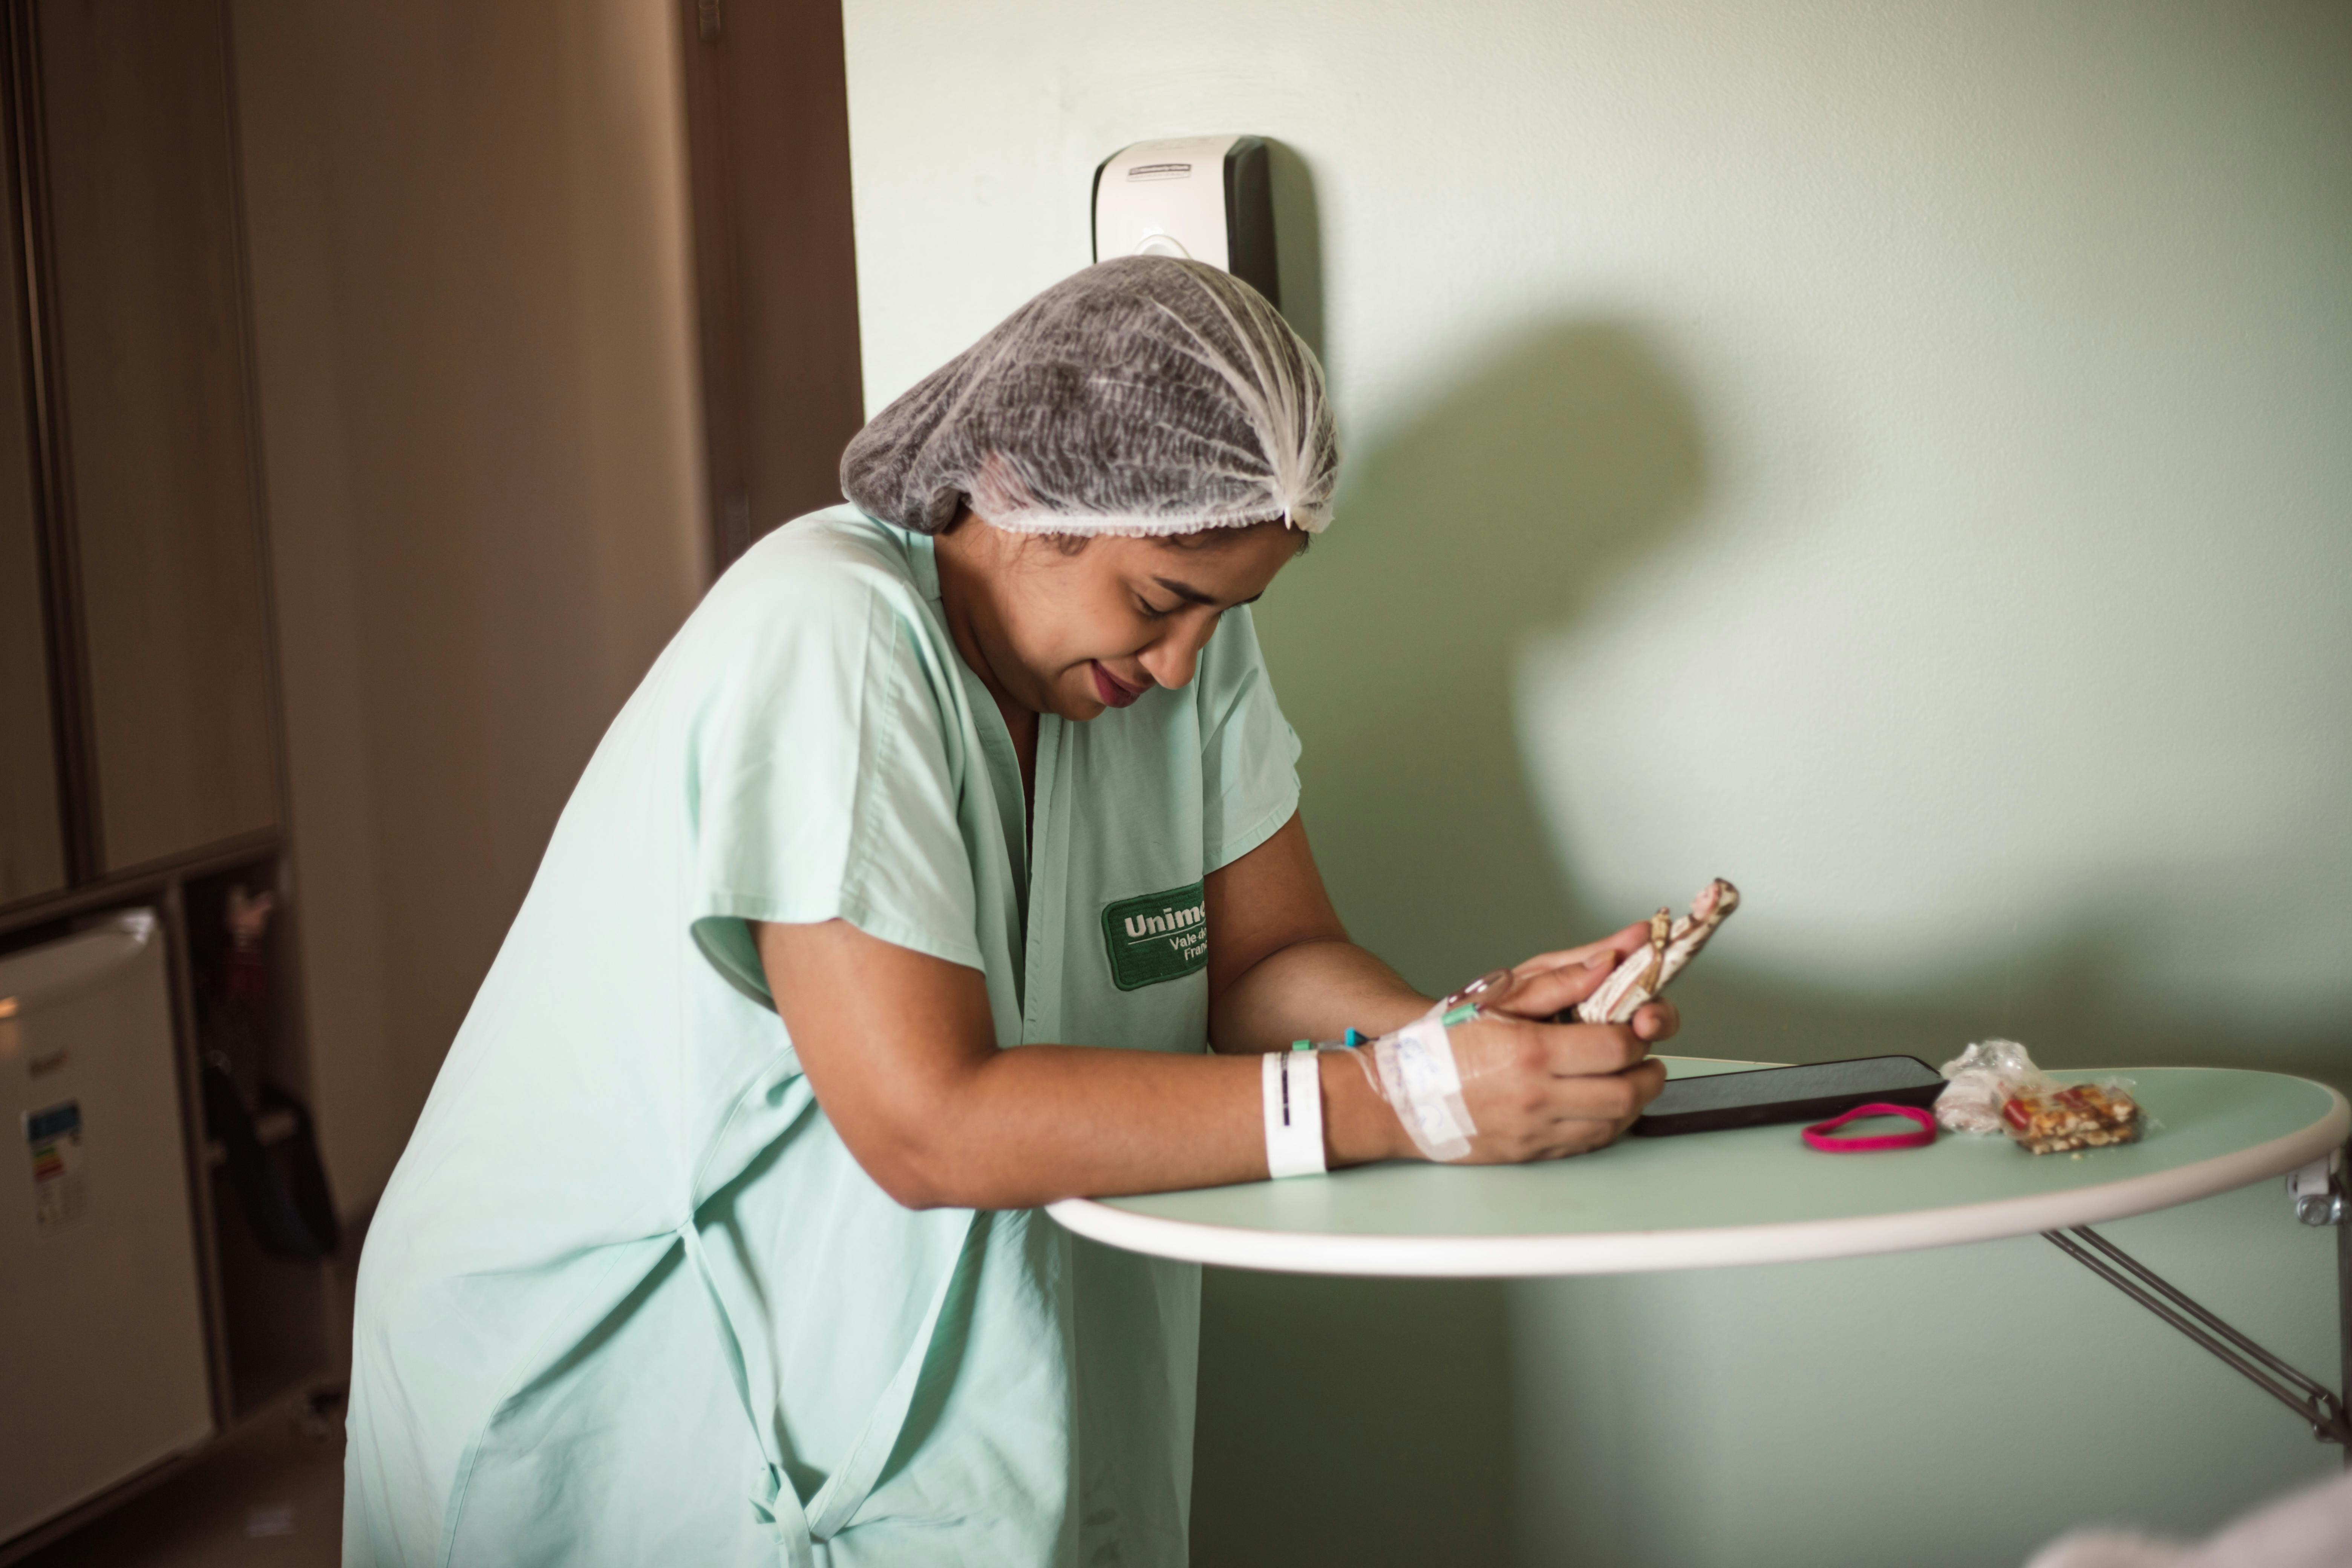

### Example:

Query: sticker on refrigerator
xmin=26 ymin=1099 xmax=86 ymax=1232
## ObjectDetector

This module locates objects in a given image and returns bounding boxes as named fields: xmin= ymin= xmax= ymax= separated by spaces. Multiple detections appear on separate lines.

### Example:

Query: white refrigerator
xmin=0 ymin=910 xmax=214 ymax=1544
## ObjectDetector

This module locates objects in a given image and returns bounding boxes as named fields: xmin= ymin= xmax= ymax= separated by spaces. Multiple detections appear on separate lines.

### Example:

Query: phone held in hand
xmin=1630 ymin=1055 xmax=1946 ymax=1138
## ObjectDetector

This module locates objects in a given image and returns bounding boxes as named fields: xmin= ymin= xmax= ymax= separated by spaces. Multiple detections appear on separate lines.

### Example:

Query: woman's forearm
xmin=887 ymin=1042 xmax=1401 ymax=1210
xmin=888 ymin=933 xmax=1438 ymax=1211
xmin=759 ymin=917 xmax=1409 ymax=1210
xmin=894 ymin=934 xmax=1441 ymax=1207
xmin=1207 ymin=935 xmax=1431 ymax=1054
xmin=763 ymin=915 xmax=1664 ymax=1213
xmin=907 ymin=930 xmax=1666 ymax=1208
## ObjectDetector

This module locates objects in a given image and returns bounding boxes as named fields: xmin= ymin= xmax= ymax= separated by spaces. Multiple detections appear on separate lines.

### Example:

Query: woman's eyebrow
xmin=1152 ymin=575 xmax=1263 ymax=608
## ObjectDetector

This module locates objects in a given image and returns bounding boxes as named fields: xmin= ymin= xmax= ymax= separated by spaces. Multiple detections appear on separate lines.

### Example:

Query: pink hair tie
xmin=1802 ymin=1102 xmax=1938 ymax=1153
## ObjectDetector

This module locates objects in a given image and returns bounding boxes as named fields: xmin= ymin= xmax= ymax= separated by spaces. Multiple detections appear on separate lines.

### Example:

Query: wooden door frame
xmin=675 ymin=0 xmax=865 ymax=574
xmin=1 ymin=0 xmax=95 ymax=882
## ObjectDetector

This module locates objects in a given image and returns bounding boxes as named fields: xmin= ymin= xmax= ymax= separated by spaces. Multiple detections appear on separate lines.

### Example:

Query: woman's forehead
xmin=1118 ymin=526 xmax=1299 ymax=599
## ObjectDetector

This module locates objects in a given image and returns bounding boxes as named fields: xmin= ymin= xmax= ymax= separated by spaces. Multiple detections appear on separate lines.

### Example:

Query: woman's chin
xmin=1040 ymin=677 xmax=1103 ymax=722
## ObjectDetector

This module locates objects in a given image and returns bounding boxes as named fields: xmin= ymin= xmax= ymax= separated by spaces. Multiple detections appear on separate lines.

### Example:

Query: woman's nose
xmin=1138 ymin=618 xmax=1217 ymax=691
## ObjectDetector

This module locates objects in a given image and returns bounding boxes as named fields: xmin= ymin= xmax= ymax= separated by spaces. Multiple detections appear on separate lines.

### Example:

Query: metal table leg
xmin=2041 ymin=1140 xmax=2352 ymax=1459
xmin=2341 ymin=1156 xmax=2350 ymax=1467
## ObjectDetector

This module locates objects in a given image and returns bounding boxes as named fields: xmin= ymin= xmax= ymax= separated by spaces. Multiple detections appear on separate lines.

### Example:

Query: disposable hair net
xmin=840 ymin=256 xmax=1336 ymax=538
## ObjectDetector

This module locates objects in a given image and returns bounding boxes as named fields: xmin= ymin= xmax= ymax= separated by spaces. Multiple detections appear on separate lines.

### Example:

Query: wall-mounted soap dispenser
xmin=1092 ymin=136 xmax=1278 ymax=308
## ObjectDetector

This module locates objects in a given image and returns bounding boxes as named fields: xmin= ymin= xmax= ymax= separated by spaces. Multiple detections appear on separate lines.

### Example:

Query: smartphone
xmin=1629 ymin=1055 xmax=1945 ymax=1137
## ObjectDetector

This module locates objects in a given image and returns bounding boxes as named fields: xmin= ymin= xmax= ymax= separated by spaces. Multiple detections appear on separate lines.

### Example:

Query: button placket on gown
xmin=1019 ymin=714 xmax=1065 ymax=1047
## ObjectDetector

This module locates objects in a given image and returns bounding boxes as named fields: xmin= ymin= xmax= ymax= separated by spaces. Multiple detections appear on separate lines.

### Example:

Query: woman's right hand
xmin=1378 ymin=934 xmax=1675 ymax=1164
xmin=1435 ymin=1010 xmax=1668 ymax=1162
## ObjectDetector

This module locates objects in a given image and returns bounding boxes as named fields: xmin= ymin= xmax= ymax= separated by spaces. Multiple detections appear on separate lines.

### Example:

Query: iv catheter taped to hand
xmin=1363 ymin=1012 xmax=1477 ymax=1162
xmin=1348 ymin=969 xmax=1522 ymax=1163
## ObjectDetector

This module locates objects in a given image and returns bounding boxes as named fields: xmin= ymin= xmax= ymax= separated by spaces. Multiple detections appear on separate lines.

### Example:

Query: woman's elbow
xmin=820 ymin=1064 xmax=1023 ymax=1210
xmin=873 ymin=1162 xmax=959 ymax=1211
xmin=848 ymin=1126 xmax=991 ymax=1211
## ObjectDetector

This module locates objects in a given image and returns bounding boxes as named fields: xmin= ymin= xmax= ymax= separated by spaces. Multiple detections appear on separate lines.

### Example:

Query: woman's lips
xmin=1090 ymin=661 xmax=1145 ymax=708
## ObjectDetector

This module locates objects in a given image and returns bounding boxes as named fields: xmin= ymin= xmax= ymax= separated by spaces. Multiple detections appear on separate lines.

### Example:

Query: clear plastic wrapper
xmin=2001 ymin=1080 xmax=2143 ymax=1155
xmin=1935 ymin=1038 xmax=2049 ymax=1135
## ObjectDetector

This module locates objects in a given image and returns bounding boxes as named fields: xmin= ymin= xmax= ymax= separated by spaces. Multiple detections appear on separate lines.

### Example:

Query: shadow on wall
xmin=1266 ymin=316 xmax=1710 ymax=988
xmin=1261 ymin=308 xmax=2351 ymax=1093
xmin=1190 ymin=312 xmax=2348 ymax=1567
xmin=1191 ymin=319 xmax=1712 ymax=1568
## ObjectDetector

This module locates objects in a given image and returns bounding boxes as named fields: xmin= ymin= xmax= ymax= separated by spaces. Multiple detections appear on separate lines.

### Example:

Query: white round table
xmin=1047 ymin=1060 xmax=2349 ymax=1278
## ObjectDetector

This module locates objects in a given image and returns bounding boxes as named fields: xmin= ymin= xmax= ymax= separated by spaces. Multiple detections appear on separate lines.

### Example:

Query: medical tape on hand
xmin=1370 ymin=1014 xmax=1475 ymax=1163
xmin=1263 ymin=1049 xmax=1327 ymax=1178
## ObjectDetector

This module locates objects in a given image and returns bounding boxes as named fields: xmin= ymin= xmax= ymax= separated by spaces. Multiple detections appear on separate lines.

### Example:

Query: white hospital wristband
xmin=1262 ymin=1048 xmax=1327 ymax=1179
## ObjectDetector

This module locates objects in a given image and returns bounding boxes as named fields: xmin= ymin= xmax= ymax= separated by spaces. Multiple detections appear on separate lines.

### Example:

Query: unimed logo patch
xmin=1100 ymin=882 xmax=1208 ymax=991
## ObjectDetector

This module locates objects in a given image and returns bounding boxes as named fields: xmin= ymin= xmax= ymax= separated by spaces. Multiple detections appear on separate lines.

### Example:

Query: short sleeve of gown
xmin=687 ymin=579 xmax=979 ymax=1002
xmin=1194 ymin=604 xmax=1303 ymax=873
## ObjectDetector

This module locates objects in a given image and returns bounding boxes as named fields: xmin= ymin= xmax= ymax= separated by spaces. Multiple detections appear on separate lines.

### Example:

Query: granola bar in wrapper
xmin=2000 ymin=1081 xmax=2142 ymax=1155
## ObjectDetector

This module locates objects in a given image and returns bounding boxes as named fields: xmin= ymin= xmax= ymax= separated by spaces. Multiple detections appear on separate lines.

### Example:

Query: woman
xmin=345 ymin=257 xmax=1675 ymax=1567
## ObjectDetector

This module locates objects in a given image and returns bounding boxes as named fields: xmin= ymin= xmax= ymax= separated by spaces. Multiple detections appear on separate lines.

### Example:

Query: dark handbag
xmin=200 ymin=1057 xmax=341 ymax=1261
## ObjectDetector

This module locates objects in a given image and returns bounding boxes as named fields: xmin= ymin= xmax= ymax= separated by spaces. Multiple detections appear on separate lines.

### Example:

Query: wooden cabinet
xmin=0 ymin=3 xmax=327 ymax=1553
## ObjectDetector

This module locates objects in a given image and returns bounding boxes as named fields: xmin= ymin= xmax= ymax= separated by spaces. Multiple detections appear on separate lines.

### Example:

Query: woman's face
xmin=937 ymin=514 xmax=1304 ymax=722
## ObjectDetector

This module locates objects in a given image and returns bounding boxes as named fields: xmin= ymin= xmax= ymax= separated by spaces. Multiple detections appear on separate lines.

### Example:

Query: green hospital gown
xmin=343 ymin=507 xmax=1302 ymax=1567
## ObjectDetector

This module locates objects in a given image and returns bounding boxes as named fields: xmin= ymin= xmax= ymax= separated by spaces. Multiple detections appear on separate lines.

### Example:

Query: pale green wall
xmin=840 ymin=3 xmax=2352 ymax=1563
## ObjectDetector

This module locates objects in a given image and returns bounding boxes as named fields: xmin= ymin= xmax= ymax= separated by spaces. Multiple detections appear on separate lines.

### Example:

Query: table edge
xmin=1046 ymin=1080 xmax=2350 ymax=1279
